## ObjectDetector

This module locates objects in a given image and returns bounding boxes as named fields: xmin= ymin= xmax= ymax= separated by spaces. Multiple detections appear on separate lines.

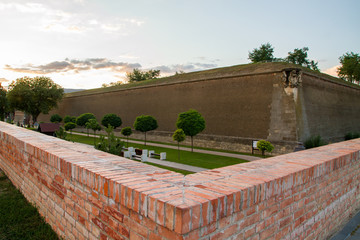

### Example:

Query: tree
xmin=50 ymin=114 xmax=62 ymax=123
xmin=85 ymin=119 xmax=102 ymax=145
xmin=121 ymin=127 xmax=133 ymax=147
xmin=64 ymin=122 xmax=76 ymax=141
xmin=55 ymin=126 xmax=67 ymax=140
xmin=256 ymin=140 xmax=274 ymax=156
xmin=101 ymin=113 xmax=122 ymax=129
xmin=338 ymin=52 xmax=360 ymax=84
xmin=76 ymin=113 xmax=95 ymax=136
xmin=172 ymin=129 xmax=186 ymax=160
xmin=0 ymin=87 xmax=9 ymax=121
xmin=248 ymin=43 xmax=275 ymax=63
xmin=176 ymin=109 xmax=205 ymax=152
xmin=7 ymin=76 xmax=64 ymax=124
xmin=76 ymin=113 xmax=96 ymax=127
xmin=64 ymin=115 xmax=76 ymax=123
xmin=133 ymin=115 xmax=158 ymax=146
xmin=285 ymin=47 xmax=319 ymax=71
xmin=126 ymin=68 xmax=160 ymax=82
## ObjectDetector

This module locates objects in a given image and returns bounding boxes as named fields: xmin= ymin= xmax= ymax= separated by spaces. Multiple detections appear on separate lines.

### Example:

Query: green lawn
xmin=69 ymin=133 xmax=248 ymax=170
xmin=74 ymin=130 xmax=265 ymax=158
xmin=0 ymin=170 xmax=59 ymax=240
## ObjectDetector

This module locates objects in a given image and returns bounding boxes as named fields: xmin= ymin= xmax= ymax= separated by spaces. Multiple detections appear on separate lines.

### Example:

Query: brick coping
xmin=1 ymin=121 xmax=359 ymax=235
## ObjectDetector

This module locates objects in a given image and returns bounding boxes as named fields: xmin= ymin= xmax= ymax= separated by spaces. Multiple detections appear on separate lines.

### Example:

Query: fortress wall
xmin=40 ymin=71 xmax=299 ymax=154
xmin=297 ymin=73 xmax=360 ymax=143
xmin=1 ymin=122 xmax=360 ymax=239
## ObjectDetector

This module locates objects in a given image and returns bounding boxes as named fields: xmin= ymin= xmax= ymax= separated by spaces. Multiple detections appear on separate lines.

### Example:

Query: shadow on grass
xmin=0 ymin=170 xmax=59 ymax=240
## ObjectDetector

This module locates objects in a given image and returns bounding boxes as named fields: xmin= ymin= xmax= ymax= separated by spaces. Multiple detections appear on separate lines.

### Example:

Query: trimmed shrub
xmin=50 ymin=114 xmax=62 ymax=123
xmin=304 ymin=135 xmax=326 ymax=149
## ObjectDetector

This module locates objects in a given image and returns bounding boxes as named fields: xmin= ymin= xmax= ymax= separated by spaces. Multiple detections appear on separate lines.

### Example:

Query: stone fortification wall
xmin=38 ymin=63 xmax=360 ymax=154
xmin=1 ymin=122 xmax=360 ymax=239
xmin=297 ymin=72 xmax=360 ymax=143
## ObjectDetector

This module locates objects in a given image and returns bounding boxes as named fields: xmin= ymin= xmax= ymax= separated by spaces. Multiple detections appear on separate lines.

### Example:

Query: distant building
xmin=38 ymin=123 xmax=60 ymax=136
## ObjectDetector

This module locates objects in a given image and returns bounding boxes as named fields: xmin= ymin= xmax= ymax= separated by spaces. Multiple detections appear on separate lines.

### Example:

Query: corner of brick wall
xmin=0 ymin=122 xmax=359 ymax=240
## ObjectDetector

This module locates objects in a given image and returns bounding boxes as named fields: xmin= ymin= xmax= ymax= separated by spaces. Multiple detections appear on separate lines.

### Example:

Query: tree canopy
xmin=285 ymin=47 xmax=319 ymax=71
xmin=337 ymin=52 xmax=360 ymax=84
xmin=7 ymin=76 xmax=64 ymax=123
xmin=176 ymin=109 xmax=205 ymax=152
xmin=86 ymin=119 xmax=102 ymax=145
xmin=126 ymin=68 xmax=160 ymax=82
xmin=101 ymin=113 xmax=122 ymax=129
xmin=64 ymin=115 xmax=76 ymax=123
xmin=76 ymin=113 xmax=96 ymax=127
xmin=133 ymin=115 xmax=158 ymax=145
xmin=248 ymin=43 xmax=275 ymax=63
xmin=50 ymin=114 xmax=62 ymax=123
xmin=0 ymin=87 xmax=8 ymax=121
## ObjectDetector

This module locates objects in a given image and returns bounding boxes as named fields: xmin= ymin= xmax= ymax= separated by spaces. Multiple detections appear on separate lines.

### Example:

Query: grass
xmin=68 ymin=133 xmax=248 ymax=170
xmin=0 ymin=169 xmax=59 ymax=240
xmin=74 ymin=130 xmax=266 ymax=158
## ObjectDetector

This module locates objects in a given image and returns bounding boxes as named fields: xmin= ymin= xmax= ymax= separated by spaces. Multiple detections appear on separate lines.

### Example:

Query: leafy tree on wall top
xmin=248 ymin=43 xmax=275 ymax=63
xmin=176 ymin=109 xmax=205 ymax=152
xmin=101 ymin=113 xmax=122 ymax=129
xmin=337 ymin=52 xmax=360 ymax=84
xmin=285 ymin=47 xmax=319 ymax=71
xmin=126 ymin=68 xmax=160 ymax=82
xmin=6 ymin=76 xmax=64 ymax=123
xmin=133 ymin=115 xmax=158 ymax=146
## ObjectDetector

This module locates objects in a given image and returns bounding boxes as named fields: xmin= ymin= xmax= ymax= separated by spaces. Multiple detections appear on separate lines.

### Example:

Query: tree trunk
xmin=127 ymin=136 xmax=129 ymax=147
xmin=191 ymin=136 xmax=194 ymax=152
xmin=178 ymin=142 xmax=180 ymax=160
xmin=144 ymin=132 xmax=147 ymax=146
xmin=93 ymin=130 xmax=96 ymax=145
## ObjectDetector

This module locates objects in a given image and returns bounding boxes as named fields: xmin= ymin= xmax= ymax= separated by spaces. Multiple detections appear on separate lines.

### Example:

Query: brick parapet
xmin=0 ymin=121 xmax=360 ymax=239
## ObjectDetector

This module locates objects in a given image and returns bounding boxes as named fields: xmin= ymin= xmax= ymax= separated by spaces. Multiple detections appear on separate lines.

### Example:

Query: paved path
xmin=330 ymin=209 xmax=360 ymax=240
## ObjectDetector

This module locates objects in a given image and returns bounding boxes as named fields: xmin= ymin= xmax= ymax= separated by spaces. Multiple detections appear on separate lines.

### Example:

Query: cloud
xmin=323 ymin=65 xmax=340 ymax=77
xmin=0 ymin=2 xmax=144 ymax=34
xmin=154 ymin=63 xmax=218 ymax=74
xmin=4 ymin=58 xmax=142 ymax=74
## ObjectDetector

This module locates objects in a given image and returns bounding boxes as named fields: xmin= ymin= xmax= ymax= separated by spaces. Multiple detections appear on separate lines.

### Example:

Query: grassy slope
xmin=66 ymin=62 xmax=358 ymax=98
xmin=0 ymin=170 xmax=59 ymax=240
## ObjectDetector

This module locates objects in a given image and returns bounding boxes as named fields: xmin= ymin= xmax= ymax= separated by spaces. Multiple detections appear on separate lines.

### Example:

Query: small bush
xmin=101 ymin=113 xmax=122 ymax=129
xmin=50 ymin=114 xmax=62 ymax=123
xmin=64 ymin=115 xmax=76 ymax=123
xmin=304 ymin=135 xmax=326 ymax=149
xmin=256 ymin=140 xmax=274 ymax=156
xmin=96 ymin=132 xmax=124 ymax=155
xmin=55 ymin=126 xmax=67 ymax=140
xmin=345 ymin=132 xmax=360 ymax=140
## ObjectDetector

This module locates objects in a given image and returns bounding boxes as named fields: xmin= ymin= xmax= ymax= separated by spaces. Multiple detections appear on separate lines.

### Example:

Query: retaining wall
xmin=1 ymin=122 xmax=360 ymax=239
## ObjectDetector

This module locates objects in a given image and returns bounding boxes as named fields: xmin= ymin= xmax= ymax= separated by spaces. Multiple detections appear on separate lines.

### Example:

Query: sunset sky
xmin=0 ymin=0 xmax=359 ymax=89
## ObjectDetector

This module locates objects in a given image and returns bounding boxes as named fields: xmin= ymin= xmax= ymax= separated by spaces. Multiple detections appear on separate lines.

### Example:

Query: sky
xmin=0 ymin=0 xmax=359 ymax=89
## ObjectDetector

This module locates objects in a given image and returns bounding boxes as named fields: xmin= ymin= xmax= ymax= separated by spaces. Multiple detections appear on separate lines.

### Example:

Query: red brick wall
xmin=0 ymin=122 xmax=359 ymax=240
